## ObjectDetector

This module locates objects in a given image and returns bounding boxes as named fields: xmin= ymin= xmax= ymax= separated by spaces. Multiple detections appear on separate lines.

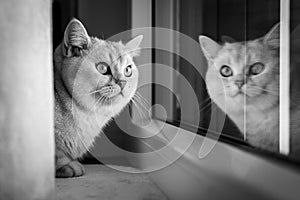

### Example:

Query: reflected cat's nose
xmin=117 ymin=80 xmax=127 ymax=89
xmin=234 ymin=80 xmax=245 ymax=89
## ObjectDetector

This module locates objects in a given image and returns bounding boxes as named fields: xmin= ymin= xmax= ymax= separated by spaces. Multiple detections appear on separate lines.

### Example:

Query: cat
xmin=54 ymin=18 xmax=143 ymax=178
xmin=199 ymin=23 xmax=300 ymax=159
xmin=199 ymin=24 xmax=281 ymax=152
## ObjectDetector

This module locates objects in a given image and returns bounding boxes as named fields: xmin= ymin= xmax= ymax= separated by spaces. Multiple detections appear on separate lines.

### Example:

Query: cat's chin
xmin=92 ymin=91 xmax=123 ymax=105
xmin=230 ymin=93 xmax=247 ymax=104
xmin=102 ymin=94 xmax=122 ymax=105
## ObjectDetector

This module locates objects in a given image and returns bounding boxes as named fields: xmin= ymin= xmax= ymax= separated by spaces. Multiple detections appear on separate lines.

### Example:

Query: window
xmin=150 ymin=0 xmax=300 ymax=164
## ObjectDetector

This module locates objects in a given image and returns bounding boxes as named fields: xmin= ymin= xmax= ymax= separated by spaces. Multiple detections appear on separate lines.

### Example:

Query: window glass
xmin=152 ymin=0 xmax=300 ymax=162
xmin=290 ymin=0 xmax=300 ymax=161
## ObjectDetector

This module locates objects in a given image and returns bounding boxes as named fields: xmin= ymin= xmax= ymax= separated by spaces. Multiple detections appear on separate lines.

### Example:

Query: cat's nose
xmin=234 ymin=80 xmax=245 ymax=89
xmin=117 ymin=80 xmax=127 ymax=89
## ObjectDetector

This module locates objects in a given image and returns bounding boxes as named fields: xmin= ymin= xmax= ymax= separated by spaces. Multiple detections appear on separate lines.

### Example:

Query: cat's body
xmin=54 ymin=43 xmax=116 ymax=159
xmin=228 ymin=101 xmax=279 ymax=151
xmin=199 ymin=24 xmax=293 ymax=153
xmin=54 ymin=19 xmax=143 ymax=177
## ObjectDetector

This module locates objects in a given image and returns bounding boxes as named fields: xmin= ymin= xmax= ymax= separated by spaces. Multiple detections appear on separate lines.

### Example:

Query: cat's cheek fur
xmin=206 ymin=68 xmax=227 ymax=109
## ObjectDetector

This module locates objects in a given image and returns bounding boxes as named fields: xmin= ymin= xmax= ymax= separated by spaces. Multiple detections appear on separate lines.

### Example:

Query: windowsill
xmin=127 ymin=119 xmax=300 ymax=200
xmin=55 ymin=164 xmax=167 ymax=200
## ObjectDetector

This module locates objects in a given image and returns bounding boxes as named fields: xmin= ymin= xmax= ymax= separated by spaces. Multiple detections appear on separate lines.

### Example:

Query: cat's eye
xmin=220 ymin=65 xmax=233 ymax=77
xmin=124 ymin=65 xmax=132 ymax=77
xmin=249 ymin=62 xmax=265 ymax=75
xmin=96 ymin=62 xmax=111 ymax=75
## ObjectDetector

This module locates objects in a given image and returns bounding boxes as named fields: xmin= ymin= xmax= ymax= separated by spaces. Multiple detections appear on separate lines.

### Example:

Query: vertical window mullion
xmin=279 ymin=0 xmax=290 ymax=155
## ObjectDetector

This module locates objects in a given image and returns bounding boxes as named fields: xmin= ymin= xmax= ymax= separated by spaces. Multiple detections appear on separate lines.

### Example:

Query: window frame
xmin=279 ymin=0 xmax=290 ymax=155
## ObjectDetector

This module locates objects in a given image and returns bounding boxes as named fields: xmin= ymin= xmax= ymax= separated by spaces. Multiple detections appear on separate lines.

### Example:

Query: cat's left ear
xmin=63 ymin=18 xmax=91 ymax=57
xmin=199 ymin=35 xmax=221 ymax=60
xmin=264 ymin=23 xmax=280 ymax=49
xmin=126 ymin=35 xmax=143 ymax=57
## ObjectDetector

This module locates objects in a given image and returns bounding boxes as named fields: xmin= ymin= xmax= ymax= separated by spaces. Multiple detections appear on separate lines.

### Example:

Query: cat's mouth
xmin=92 ymin=85 xmax=123 ymax=105
xmin=105 ymin=92 xmax=123 ymax=101
xmin=231 ymin=90 xmax=245 ymax=98
xmin=96 ymin=92 xmax=123 ymax=105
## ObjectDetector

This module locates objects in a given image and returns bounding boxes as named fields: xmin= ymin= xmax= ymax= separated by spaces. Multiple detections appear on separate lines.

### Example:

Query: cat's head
xmin=199 ymin=23 xmax=279 ymax=112
xmin=54 ymin=19 xmax=143 ymax=113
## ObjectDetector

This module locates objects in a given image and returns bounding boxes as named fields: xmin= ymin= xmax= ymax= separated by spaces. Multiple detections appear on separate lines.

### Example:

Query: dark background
xmin=52 ymin=0 xmax=300 ymax=158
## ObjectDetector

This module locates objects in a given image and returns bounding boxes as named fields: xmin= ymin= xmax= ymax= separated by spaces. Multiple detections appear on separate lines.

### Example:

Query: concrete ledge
xmin=55 ymin=164 xmax=167 ymax=200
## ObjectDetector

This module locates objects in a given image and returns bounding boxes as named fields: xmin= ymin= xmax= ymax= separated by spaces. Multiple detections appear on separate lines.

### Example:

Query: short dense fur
xmin=54 ymin=19 xmax=143 ymax=177
xmin=199 ymin=24 xmax=281 ymax=152
xmin=200 ymin=24 xmax=300 ymax=158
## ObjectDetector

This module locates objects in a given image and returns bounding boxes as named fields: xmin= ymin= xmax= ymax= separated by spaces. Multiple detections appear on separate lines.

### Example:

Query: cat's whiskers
xmin=132 ymin=96 xmax=147 ymax=112
xmin=199 ymin=97 xmax=214 ymax=115
xmin=199 ymin=101 xmax=213 ymax=113
xmin=135 ymin=91 xmax=151 ymax=105
xmin=131 ymin=99 xmax=148 ymax=121
xmin=199 ymin=97 xmax=212 ymax=107
xmin=133 ymin=95 xmax=152 ymax=116
xmin=131 ymin=97 xmax=152 ymax=123
xmin=132 ymin=93 xmax=154 ymax=121
xmin=247 ymin=86 xmax=279 ymax=96
xmin=133 ymin=93 xmax=152 ymax=115
xmin=246 ymin=89 xmax=278 ymax=110
xmin=132 ymin=96 xmax=148 ymax=112
xmin=88 ymin=89 xmax=102 ymax=95
xmin=133 ymin=97 xmax=151 ymax=117
xmin=247 ymin=87 xmax=279 ymax=107
xmin=134 ymin=92 xmax=152 ymax=108
xmin=204 ymin=101 xmax=218 ymax=117
xmin=93 ymin=96 xmax=105 ymax=110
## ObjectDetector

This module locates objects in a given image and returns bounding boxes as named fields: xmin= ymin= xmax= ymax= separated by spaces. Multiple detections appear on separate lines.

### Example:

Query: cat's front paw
xmin=56 ymin=161 xmax=85 ymax=178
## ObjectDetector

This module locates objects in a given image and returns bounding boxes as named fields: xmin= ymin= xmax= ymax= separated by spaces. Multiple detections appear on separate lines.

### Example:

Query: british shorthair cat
xmin=54 ymin=18 xmax=143 ymax=177
xmin=199 ymin=24 xmax=284 ymax=152
xmin=200 ymin=23 xmax=300 ymax=159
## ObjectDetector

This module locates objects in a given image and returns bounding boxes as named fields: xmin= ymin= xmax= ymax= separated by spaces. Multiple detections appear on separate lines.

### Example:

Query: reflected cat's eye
xmin=96 ymin=62 xmax=110 ymax=75
xmin=220 ymin=65 xmax=233 ymax=77
xmin=124 ymin=65 xmax=132 ymax=77
xmin=249 ymin=62 xmax=265 ymax=75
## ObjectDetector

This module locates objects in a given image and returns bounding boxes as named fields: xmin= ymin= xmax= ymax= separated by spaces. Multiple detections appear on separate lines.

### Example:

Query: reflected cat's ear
xmin=291 ymin=24 xmax=300 ymax=40
xmin=199 ymin=35 xmax=221 ymax=60
xmin=63 ymin=18 xmax=91 ymax=57
xmin=126 ymin=35 xmax=143 ymax=57
xmin=264 ymin=23 xmax=280 ymax=49
xmin=221 ymin=35 xmax=236 ymax=43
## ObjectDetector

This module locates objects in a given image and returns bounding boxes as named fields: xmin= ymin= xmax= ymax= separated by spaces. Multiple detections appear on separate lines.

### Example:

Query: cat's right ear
xmin=63 ymin=18 xmax=91 ymax=57
xmin=125 ymin=35 xmax=143 ymax=57
xmin=199 ymin=36 xmax=221 ymax=60
xmin=263 ymin=23 xmax=280 ymax=49
xmin=221 ymin=35 xmax=236 ymax=43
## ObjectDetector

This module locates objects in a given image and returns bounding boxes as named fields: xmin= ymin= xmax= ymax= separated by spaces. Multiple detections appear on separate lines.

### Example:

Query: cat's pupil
xmin=96 ymin=63 xmax=111 ymax=75
xmin=249 ymin=62 xmax=264 ymax=75
xmin=220 ymin=65 xmax=233 ymax=77
xmin=124 ymin=65 xmax=132 ymax=77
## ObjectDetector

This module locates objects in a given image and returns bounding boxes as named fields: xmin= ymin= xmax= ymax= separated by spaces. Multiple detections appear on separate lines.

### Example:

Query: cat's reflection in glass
xmin=199 ymin=23 xmax=300 ymax=160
